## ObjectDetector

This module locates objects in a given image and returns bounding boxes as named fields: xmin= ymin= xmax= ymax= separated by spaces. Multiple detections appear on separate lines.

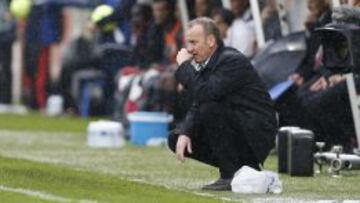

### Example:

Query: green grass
xmin=0 ymin=156 xmax=226 ymax=203
xmin=0 ymin=113 xmax=91 ymax=133
xmin=0 ymin=190 xmax=52 ymax=203
xmin=0 ymin=113 xmax=360 ymax=202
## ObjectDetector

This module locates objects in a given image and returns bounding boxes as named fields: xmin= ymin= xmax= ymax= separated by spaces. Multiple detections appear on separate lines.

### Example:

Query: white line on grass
xmin=0 ymin=185 xmax=97 ymax=203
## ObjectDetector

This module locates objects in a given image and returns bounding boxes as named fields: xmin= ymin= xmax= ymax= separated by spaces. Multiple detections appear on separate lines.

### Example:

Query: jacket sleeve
xmin=195 ymin=56 xmax=255 ymax=103
xmin=177 ymin=102 xmax=199 ymax=137
xmin=174 ymin=61 xmax=198 ymax=137
xmin=174 ymin=61 xmax=197 ymax=87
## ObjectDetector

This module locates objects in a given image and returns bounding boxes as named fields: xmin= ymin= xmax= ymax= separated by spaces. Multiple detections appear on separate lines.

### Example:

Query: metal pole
xmin=332 ymin=0 xmax=341 ymax=7
xmin=276 ymin=0 xmax=289 ymax=37
xmin=178 ymin=0 xmax=189 ymax=34
xmin=249 ymin=0 xmax=266 ymax=48
xmin=221 ymin=0 xmax=231 ymax=9
xmin=346 ymin=73 xmax=360 ymax=153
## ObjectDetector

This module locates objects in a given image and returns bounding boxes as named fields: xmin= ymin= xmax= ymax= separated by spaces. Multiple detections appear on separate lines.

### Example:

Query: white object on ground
xmin=231 ymin=165 xmax=282 ymax=194
xmin=46 ymin=95 xmax=64 ymax=116
xmin=0 ymin=104 xmax=28 ymax=114
xmin=87 ymin=120 xmax=125 ymax=148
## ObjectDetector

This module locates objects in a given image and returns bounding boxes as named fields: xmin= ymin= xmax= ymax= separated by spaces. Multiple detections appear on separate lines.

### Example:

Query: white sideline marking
xmin=0 ymin=185 xmax=97 ymax=203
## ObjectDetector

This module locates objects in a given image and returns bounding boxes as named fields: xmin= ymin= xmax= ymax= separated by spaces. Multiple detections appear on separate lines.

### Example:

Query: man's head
xmin=186 ymin=17 xmax=222 ymax=63
xmin=230 ymin=0 xmax=249 ymax=17
xmin=349 ymin=0 xmax=360 ymax=7
xmin=195 ymin=0 xmax=213 ymax=17
xmin=212 ymin=8 xmax=235 ymax=39
xmin=131 ymin=3 xmax=152 ymax=28
xmin=152 ymin=0 xmax=175 ymax=25
xmin=307 ymin=0 xmax=330 ymax=19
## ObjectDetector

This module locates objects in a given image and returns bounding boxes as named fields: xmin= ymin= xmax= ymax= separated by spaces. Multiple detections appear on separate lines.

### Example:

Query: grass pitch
xmin=0 ymin=113 xmax=360 ymax=202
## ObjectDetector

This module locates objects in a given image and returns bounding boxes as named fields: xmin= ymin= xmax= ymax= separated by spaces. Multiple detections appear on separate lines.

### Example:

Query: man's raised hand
xmin=176 ymin=48 xmax=193 ymax=66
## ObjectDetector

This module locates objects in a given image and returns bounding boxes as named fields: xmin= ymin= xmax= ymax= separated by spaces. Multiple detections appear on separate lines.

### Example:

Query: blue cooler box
xmin=128 ymin=112 xmax=174 ymax=145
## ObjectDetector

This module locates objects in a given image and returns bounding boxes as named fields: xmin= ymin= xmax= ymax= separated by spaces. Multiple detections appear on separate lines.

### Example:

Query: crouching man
xmin=168 ymin=17 xmax=277 ymax=191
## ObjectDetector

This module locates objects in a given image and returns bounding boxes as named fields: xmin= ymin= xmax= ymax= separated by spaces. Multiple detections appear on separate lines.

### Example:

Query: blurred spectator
xmin=23 ymin=1 xmax=64 ymax=109
xmin=212 ymin=8 xmax=235 ymax=42
xmin=0 ymin=0 xmax=15 ymax=104
xmin=59 ymin=23 xmax=100 ymax=113
xmin=283 ymin=4 xmax=360 ymax=150
xmin=194 ymin=0 xmax=215 ymax=17
xmin=150 ymin=0 xmax=183 ymax=64
xmin=261 ymin=0 xmax=282 ymax=41
xmin=129 ymin=3 xmax=158 ymax=69
xmin=276 ymin=0 xmax=332 ymax=142
xmin=227 ymin=0 xmax=257 ymax=57
xmin=289 ymin=0 xmax=332 ymax=86
xmin=96 ymin=0 xmax=136 ymax=44
xmin=349 ymin=0 xmax=360 ymax=6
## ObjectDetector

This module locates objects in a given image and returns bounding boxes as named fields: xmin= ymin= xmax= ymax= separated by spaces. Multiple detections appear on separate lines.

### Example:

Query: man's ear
xmin=207 ymin=34 xmax=216 ymax=48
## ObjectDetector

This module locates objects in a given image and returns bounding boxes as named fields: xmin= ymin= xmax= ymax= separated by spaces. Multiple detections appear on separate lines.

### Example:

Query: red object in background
xmin=125 ymin=100 xmax=138 ymax=113
xmin=36 ymin=47 xmax=49 ymax=109
xmin=22 ymin=47 xmax=49 ymax=109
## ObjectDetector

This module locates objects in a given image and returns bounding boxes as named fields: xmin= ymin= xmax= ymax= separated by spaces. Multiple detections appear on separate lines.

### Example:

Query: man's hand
xmin=310 ymin=76 xmax=328 ymax=92
xmin=176 ymin=135 xmax=192 ymax=162
xmin=328 ymin=74 xmax=345 ymax=87
xmin=176 ymin=48 xmax=193 ymax=66
xmin=289 ymin=73 xmax=304 ymax=87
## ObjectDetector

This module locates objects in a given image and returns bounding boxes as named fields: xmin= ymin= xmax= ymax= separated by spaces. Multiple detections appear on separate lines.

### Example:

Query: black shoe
xmin=201 ymin=178 xmax=232 ymax=191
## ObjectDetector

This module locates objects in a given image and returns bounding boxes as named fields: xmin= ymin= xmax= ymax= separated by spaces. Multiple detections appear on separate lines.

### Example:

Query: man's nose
xmin=187 ymin=45 xmax=194 ymax=53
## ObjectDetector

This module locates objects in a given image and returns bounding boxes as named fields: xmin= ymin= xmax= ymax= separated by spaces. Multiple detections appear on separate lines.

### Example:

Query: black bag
xmin=278 ymin=127 xmax=314 ymax=176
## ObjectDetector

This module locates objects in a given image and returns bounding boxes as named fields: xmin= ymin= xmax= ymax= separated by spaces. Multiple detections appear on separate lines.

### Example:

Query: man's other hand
xmin=289 ymin=73 xmax=304 ymax=86
xmin=176 ymin=48 xmax=193 ymax=66
xmin=310 ymin=76 xmax=328 ymax=92
xmin=176 ymin=135 xmax=192 ymax=162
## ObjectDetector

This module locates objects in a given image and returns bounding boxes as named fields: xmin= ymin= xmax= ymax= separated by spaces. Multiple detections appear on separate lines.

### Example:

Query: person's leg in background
xmin=36 ymin=46 xmax=50 ymax=110
xmin=0 ymin=42 xmax=13 ymax=104
xmin=23 ymin=42 xmax=41 ymax=109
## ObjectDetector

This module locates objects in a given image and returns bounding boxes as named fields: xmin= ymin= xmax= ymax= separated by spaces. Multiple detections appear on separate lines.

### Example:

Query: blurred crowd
xmin=0 ymin=0 xmax=282 ymax=116
xmin=1 ymin=0 xmax=360 ymax=149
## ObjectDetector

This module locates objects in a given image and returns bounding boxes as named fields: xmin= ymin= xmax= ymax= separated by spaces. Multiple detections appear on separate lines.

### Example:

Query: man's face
xmin=230 ymin=0 xmax=249 ymax=17
xmin=349 ymin=0 xmax=360 ymax=6
xmin=152 ymin=1 xmax=169 ymax=25
xmin=186 ymin=25 xmax=215 ymax=63
xmin=308 ymin=0 xmax=325 ymax=18
xmin=213 ymin=15 xmax=228 ymax=39
xmin=195 ymin=0 xmax=209 ymax=17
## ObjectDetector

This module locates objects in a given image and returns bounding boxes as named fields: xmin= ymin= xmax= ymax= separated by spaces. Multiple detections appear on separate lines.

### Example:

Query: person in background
xmin=95 ymin=0 xmax=136 ymax=45
xmin=0 ymin=0 xmax=15 ymax=104
xmin=212 ymin=8 xmax=235 ymax=43
xmin=288 ymin=0 xmax=332 ymax=86
xmin=194 ymin=0 xmax=215 ymax=18
xmin=129 ymin=3 xmax=157 ymax=69
xmin=226 ymin=0 xmax=257 ymax=57
xmin=261 ymin=0 xmax=282 ymax=41
xmin=168 ymin=17 xmax=277 ymax=191
xmin=149 ymin=0 xmax=183 ymax=65
xmin=349 ymin=0 xmax=360 ymax=6
xmin=23 ymin=1 xmax=64 ymax=110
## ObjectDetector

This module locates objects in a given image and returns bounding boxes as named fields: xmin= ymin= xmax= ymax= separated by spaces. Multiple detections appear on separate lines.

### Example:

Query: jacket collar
xmin=201 ymin=44 xmax=224 ymax=72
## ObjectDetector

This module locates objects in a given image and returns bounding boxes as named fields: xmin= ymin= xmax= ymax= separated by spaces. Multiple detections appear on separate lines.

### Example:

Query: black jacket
xmin=175 ymin=46 xmax=277 ymax=163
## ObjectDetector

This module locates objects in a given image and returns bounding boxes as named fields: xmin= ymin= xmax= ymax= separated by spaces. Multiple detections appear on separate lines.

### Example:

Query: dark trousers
xmin=0 ymin=42 xmax=12 ymax=104
xmin=299 ymin=80 xmax=355 ymax=150
xmin=168 ymin=102 xmax=260 ymax=179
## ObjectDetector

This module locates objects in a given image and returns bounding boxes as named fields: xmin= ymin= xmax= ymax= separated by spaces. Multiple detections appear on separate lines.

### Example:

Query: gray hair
xmin=188 ymin=17 xmax=223 ymax=46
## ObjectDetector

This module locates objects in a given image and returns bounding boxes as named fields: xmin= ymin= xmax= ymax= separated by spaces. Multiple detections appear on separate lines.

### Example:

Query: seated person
xmin=292 ymin=5 xmax=360 ymax=151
